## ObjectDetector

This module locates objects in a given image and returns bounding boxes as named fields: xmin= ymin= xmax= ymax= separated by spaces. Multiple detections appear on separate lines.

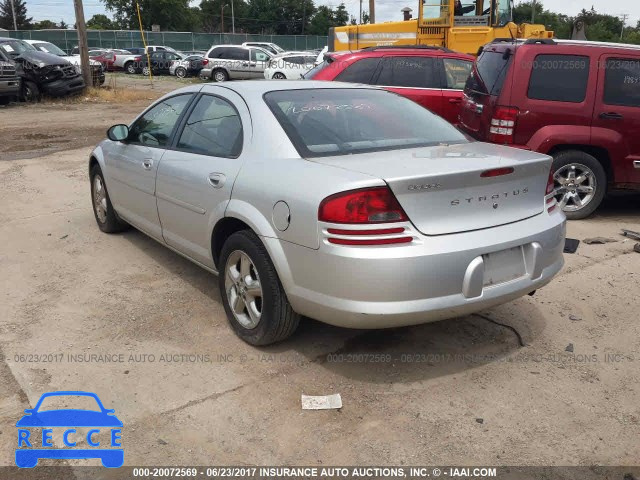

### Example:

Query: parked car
xmin=306 ymin=45 xmax=474 ymax=125
xmin=71 ymin=46 xmax=108 ymax=57
xmin=459 ymin=38 xmax=640 ymax=219
xmin=200 ymin=45 xmax=272 ymax=82
xmin=170 ymin=54 xmax=207 ymax=78
xmin=89 ymin=81 xmax=565 ymax=345
xmin=0 ymin=37 xmax=85 ymax=101
xmin=91 ymin=49 xmax=133 ymax=72
xmin=264 ymin=53 xmax=318 ymax=79
xmin=242 ymin=42 xmax=285 ymax=56
xmin=24 ymin=40 xmax=105 ymax=86
xmin=139 ymin=51 xmax=184 ymax=76
xmin=0 ymin=55 xmax=20 ymax=105
xmin=179 ymin=50 xmax=207 ymax=57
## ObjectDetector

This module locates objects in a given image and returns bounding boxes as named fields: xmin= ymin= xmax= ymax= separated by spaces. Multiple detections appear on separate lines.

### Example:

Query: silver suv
xmin=200 ymin=45 xmax=272 ymax=82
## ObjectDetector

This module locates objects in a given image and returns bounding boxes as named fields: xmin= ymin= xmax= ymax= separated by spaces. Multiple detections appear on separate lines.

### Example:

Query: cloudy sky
xmin=24 ymin=0 xmax=639 ymax=28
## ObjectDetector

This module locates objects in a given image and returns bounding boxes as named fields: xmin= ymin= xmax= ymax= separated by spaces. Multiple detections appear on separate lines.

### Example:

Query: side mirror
xmin=107 ymin=124 xmax=129 ymax=142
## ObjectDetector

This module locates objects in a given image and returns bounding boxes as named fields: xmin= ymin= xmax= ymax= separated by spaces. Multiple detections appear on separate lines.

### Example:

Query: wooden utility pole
xmin=73 ymin=0 xmax=92 ymax=88
xmin=9 ymin=0 xmax=18 ymax=30
xmin=369 ymin=0 xmax=375 ymax=24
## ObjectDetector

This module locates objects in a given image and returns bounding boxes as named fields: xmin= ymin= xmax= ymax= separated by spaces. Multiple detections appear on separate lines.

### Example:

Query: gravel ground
xmin=0 ymin=76 xmax=639 ymax=477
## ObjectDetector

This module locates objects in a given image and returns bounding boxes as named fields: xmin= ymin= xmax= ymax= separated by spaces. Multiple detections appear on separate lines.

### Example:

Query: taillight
xmin=134 ymin=56 xmax=142 ymax=61
xmin=319 ymin=187 xmax=408 ymax=224
xmin=489 ymin=106 xmax=519 ymax=144
xmin=481 ymin=167 xmax=514 ymax=178
xmin=202 ymin=59 xmax=209 ymax=66
xmin=545 ymin=170 xmax=557 ymax=213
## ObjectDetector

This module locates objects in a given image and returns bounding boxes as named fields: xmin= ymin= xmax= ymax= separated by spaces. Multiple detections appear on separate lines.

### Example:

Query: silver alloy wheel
xmin=93 ymin=175 xmax=108 ymax=224
xmin=214 ymin=71 xmax=226 ymax=82
xmin=553 ymin=163 xmax=597 ymax=212
xmin=142 ymin=66 xmax=150 ymax=76
xmin=273 ymin=72 xmax=286 ymax=79
xmin=126 ymin=63 xmax=135 ymax=74
xmin=176 ymin=67 xmax=187 ymax=78
xmin=224 ymin=250 xmax=263 ymax=329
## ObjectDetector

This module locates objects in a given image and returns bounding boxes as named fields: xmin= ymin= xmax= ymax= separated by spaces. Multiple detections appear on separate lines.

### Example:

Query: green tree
xmin=86 ymin=14 xmax=116 ymax=30
xmin=0 ymin=0 xmax=32 ymax=30
xmin=334 ymin=3 xmax=349 ymax=27
xmin=309 ymin=5 xmax=333 ymax=35
xmin=59 ymin=19 xmax=69 ymax=29
xmin=101 ymin=0 xmax=195 ymax=31
xmin=32 ymin=19 xmax=58 ymax=29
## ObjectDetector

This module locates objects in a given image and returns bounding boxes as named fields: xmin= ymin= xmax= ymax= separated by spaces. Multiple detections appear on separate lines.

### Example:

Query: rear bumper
xmin=267 ymin=210 xmax=566 ymax=329
xmin=41 ymin=77 xmax=85 ymax=97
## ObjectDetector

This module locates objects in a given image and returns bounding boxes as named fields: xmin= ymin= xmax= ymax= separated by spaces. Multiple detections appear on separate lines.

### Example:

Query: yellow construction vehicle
xmin=329 ymin=0 xmax=554 ymax=55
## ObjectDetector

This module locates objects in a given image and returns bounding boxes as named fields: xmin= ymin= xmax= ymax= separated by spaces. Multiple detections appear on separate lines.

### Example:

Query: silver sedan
xmin=89 ymin=81 xmax=566 ymax=345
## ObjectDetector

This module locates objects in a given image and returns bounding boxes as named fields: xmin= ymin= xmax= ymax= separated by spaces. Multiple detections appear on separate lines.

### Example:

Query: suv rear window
xmin=264 ymin=88 xmax=467 ymax=158
xmin=527 ymin=54 xmax=590 ymax=103
xmin=466 ymin=50 xmax=512 ymax=95
xmin=604 ymin=58 xmax=640 ymax=107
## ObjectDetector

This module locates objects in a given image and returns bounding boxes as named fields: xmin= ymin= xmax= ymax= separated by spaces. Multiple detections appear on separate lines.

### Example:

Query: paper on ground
xmin=301 ymin=394 xmax=342 ymax=410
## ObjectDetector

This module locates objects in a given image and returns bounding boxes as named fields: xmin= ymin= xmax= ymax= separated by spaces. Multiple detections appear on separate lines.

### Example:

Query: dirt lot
xmin=0 ymin=75 xmax=639 ymax=476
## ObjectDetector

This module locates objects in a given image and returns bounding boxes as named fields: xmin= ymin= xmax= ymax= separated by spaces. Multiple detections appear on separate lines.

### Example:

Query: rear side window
xmin=527 ymin=54 xmax=590 ymax=103
xmin=468 ymin=50 xmax=512 ymax=95
xmin=335 ymin=58 xmax=380 ymax=83
xmin=443 ymin=58 xmax=472 ymax=89
xmin=603 ymin=58 xmax=640 ymax=107
xmin=177 ymin=95 xmax=243 ymax=158
xmin=227 ymin=48 xmax=249 ymax=61
xmin=375 ymin=57 xmax=440 ymax=88
xmin=304 ymin=60 xmax=329 ymax=79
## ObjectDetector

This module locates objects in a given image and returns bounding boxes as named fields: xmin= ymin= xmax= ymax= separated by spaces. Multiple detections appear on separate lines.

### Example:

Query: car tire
xmin=212 ymin=69 xmax=228 ymax=82
xmin=21 ymin=81 xmax=40 ymax=102
xmin=272 ymin=72 xmax=286 ymax=80
xmin=142 ymin=66 xmax=150 ymax=76
xmin=552 ymin=150 xmax=607 ymax=220
xmin=90 ymin=164 xmax=129 ymax=233
xmin=125 ymin=61 xmax=136 ymax=74
xmin=219 ymin=230 xmax=300 ymax=345
xmin=175 ymin=67 xmax=187 ymax=78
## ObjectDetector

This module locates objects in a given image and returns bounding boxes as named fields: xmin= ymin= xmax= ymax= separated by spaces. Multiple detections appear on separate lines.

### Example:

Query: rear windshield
xmin=264 ymin=88 xmax=468 ymax=158
xmin=466 ymin=49 xmax=512 ymax=95
xmin=303 ymin=60 xmax=329 ymax=79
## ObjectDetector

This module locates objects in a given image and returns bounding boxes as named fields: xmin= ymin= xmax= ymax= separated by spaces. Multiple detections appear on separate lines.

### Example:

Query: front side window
xmin=527 ymin=54 xmax=590 ymax=103
xmin=334 ymin=58 xmax=380 ymax=83
xmin=443 ymin=58 xmax=473 ymax=89
xmin=603 ymin=58 xmax=640 ymax=107
xmin=177 ymin=95 xmax=243 ymax=158
xmin=128 ymin=94 xmax=193 ymax=147
xmin=265 ymin=88 xmax=467 ymax=158
xmin=375 ymin=56 xmax=440 ymax=88
xmin=251 ymin=49 xmax=270 ymax=62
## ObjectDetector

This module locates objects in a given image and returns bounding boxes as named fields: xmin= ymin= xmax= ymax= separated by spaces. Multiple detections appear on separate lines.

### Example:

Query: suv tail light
xmin=489 ymin=106 xmax=519 ymax=144
xmin=545 ymin=170 xmax=557 ymax=213
xmin=319 ymin=187 xmax=408 ymax=224
xmin=202 ymin=59 xmax=209 ymax=66
xmin=134 ymin=56 xmax=142 ymax=62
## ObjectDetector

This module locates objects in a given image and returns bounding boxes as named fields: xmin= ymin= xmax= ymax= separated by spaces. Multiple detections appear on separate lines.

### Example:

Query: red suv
xmin=306 ymin=46 xmax=474 ymax=125
xmin=459 ymin=38 xmax=640 ymax=219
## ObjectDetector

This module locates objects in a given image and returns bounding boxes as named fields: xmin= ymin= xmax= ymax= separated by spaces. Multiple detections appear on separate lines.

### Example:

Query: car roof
xmin=486 ymin=38 xmax=640 ymax=53
xmin=328 ymin=45 xmax=474 ymax=62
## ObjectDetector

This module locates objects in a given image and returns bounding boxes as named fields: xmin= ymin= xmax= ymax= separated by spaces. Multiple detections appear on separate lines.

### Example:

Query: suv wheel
xmin=212 ymin=69 xmax=228 ymax=82
xmin=219 ymin=230 xmax=300 ymax=345
xmin=21 ymin=81 xmax=40 ymax=102
xmin=552 ymin=150 xmax=606 ymax=220
xmin=175 ymin=66 xmax=187 ymax=78
xmin=125 ymin=62 xmax=136 ymax=74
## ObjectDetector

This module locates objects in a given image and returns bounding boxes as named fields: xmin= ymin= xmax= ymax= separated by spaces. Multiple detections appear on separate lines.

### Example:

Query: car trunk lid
xmin=312 ymin=142 xmax=551 ymax=236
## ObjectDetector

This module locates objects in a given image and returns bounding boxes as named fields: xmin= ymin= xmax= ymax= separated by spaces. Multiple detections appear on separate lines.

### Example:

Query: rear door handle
xmin=208 ymin=173 xmax=226 ymax=188
xmin=599 ymin=112 xmax=623 ymax=120
xmin=142 ymin=159 xmax=153 ymax=170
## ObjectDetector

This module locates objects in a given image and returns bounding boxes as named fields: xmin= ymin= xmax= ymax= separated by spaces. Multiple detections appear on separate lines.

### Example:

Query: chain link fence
xmin=6 ymin=30 xmax=328 ymax=54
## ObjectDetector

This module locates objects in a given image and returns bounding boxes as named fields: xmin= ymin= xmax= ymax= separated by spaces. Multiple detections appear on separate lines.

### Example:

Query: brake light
xmin=319 ymin=187 xmax=408 ymax=224
xmin=545 ymin=170 xmax=557 ymax=213
xmin=489 ymin=106 xmax=519 ymax=144
xmin=134 ymin=56 xmax=142 ymax=61
xmin=202 ymin=59 xmax=209 ymax=66
xmin=481 ymin=167 xmax=514 ymax=178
